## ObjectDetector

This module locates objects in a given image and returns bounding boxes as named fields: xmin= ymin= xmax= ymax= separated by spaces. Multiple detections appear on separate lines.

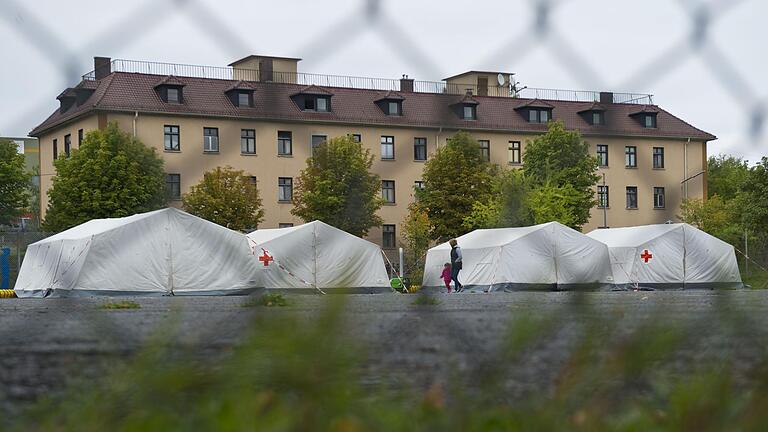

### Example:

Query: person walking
xmin=449 ymin=239 xmax=463 ymax=292
xmin=441 ymin=263 xmax=453 ymax=293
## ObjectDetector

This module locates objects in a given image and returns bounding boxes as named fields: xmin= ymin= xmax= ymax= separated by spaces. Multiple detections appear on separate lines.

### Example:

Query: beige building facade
xmin=32 ymin=56 xmax=713 ymax=249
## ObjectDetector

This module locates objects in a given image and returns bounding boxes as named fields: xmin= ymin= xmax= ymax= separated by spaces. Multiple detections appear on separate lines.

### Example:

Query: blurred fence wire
xmin=0 ymin=0 xmax=766 ymax=150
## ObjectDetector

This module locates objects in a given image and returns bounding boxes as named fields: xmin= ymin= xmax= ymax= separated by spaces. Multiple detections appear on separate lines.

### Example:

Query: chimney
xmin=599 ymin=91 xmax=613 ymax=104
xmin=94 ymin=57 xmax=111 ymax=80
xmin=400 ymin=75 xmax=414 ymax=92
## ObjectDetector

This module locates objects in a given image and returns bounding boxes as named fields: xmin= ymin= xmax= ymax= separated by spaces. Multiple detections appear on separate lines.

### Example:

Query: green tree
xmin=527 ymin=184 xmax=581 ymax=227
xmin=183 ymin=166 xmax=265 ymax=231
xmin=679 ymin=195 xmax=742 ymax=245
xmin=0 ymin=139 xmax=31 ymax=225
xmin=523 ymin=121 xmax=600 ymax=230
xmin=419 ymin=131 xmax=495 ymax=239
xmin=43 ymin=123 xmax=166 ymax=232
xmin=401 ymin=202 xmax=432 ymax=284
xmin=707 ymin=154 xmax=749 ymax=199
xmin=463 ymin=168 xmax=533 ymax=230
xmin=292 ymin=135 xmax=382 ymax=236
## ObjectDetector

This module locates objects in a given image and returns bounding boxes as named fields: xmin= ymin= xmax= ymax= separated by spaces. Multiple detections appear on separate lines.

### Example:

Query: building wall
xmin=37 ymin=112 xmax=707 ymax=248
xmin=38 ymin=116 xmax=100 ymax=217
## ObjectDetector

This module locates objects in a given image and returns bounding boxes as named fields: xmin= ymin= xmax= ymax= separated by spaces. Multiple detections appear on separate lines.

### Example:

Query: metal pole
xmin=745 ymin=229 xmax=749 ymax=277
xmin=399 ymin=247 xmax=404 ymax=278
xmin=602 ymin=173 xmax=608 ymax=228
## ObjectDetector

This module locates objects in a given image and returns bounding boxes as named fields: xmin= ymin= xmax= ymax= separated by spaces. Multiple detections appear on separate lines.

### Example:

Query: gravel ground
xmin=2 ymin=291 xmax=768 ymax=420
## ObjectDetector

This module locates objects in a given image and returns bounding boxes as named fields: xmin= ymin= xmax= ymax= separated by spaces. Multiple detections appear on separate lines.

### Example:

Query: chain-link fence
xmin=0 ymin=0 xmax=766 ymax=155
xmin=0 ymin=231 xmax=51 ymax=289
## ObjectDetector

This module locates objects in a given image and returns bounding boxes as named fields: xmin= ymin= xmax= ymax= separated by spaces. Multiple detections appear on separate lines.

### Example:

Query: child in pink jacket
xmin=441 ymin=263 xmax=453 ymax=293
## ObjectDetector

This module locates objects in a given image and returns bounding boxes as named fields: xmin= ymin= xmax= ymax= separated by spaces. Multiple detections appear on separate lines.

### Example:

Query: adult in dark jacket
xmin=449 ymin=238 xmax=463 ymax=292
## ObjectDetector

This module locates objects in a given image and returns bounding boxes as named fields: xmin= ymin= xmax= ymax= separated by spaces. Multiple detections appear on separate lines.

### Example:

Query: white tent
xmin=587 ymin=223 xmax=742 ymax=289
xmin=15 ymin=208 xmax=261 ymax=297
xmin=422 ymin=222 xmax=614 ymax=292
xmin=246 ymin=221 xmax=390 ymax=293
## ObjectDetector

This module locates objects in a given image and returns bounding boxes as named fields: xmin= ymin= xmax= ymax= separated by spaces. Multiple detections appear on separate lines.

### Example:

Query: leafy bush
xmin=101 ymin=300 xmax=140 ymax=310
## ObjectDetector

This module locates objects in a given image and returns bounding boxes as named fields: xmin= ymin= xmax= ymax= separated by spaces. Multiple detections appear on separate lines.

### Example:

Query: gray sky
xmin=1 ymin=0 xmax=766 ymax=162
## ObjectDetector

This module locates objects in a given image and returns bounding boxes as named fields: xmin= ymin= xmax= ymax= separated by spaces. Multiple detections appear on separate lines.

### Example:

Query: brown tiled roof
xmin=578 ymin=101 xmax=607 ymax=113
xmin=630 ymin=105 xmax=661 ymax=115
xmin=457 ymin=94 xmax=480 ymax=105
xmin=224 ymin=80 xmax=256 ymax=92
xmin=375 ymin=90 xmax=405 ymax=102
xmin=30 ymin=72 xmax=716 ymax=140
xmin=154 ymin=75 xmax=185 ymax=87
xmin=515 ymin=99 xmax=556 ymax=109
xmin=293 ymin=85 xmax=333 ymax=96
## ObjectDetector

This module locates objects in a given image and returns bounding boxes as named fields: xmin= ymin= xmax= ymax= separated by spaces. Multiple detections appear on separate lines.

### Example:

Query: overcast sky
xmin=1 ymin=0 xmax=766 ymax=162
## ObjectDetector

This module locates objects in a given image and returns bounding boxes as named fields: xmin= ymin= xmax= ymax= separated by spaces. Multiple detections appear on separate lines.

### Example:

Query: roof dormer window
xmin=167 ymin=88 xmax=180 ymax=103
xmin=463 ymin=105 xmax=476 ymax=120
xmin=154 ymin=76 xmax=186 ymax=104
xmin=290 ymin=85 xmax=333 ymax=113
xmin=515 ymin=99 xmax=554 ymax=124
xmin=237 ymin=92 xmax=250 ymax=107
xmin=375 ymin=91 xmax=406 ymax=116
xmin=592 ymin=111 xmax=603 ymax=125
xmin=629 ymin=106 xmax=659 ymax=128
xmin=302 ymin=95 xmax=330 ymax=112
xmin=225 ymin=81 xmax=256 ymax=107
xmin=528 ymin=108 xmax=550 ymax=123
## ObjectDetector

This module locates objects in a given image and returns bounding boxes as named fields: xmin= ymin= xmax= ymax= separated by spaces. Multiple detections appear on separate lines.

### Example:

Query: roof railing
xmin=81 ymin=59 xmax=653 ymax=105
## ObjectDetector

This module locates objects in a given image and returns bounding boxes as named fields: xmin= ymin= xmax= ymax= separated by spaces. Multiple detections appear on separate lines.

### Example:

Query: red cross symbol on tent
xmin=640 ymin=249 xmax=653 ymax=263
xmin=259 ymin=251 xmax=274 ymax=267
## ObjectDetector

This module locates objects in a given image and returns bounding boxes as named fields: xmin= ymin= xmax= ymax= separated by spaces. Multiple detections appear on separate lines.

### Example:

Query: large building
xmin=30 ymin=56 xmax=714 ymax=248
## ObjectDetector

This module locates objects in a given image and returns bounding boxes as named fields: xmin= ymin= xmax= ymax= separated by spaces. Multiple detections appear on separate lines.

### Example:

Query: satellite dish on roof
xmin=497 ymin=73 xmax=505 ymax=86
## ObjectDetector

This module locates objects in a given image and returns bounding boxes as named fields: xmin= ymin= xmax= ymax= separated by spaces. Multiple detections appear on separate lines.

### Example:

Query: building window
xmin=350 ymin=134 xmax=361 ymax=143
xmin=303 ymin=96 xmax=330 ymax=112
xmin=53 ymin=138 xmax=58 ymax=160
xmin=164 ymin=125 xmax=180 ymax=151
xmin=644 ymin=114 xmax=657 ymax=128
xmin=387 ymin=101 xmax=401 ymax=116
xmin=654 ymin=187 xmax=666 ymax=209
xmin=78 ymin=129 xmax=83 ymax=145
xmin=381 ymin=136 xmax=395 ymax=160
xmin=278 ymin=177 xmax=293 ymax=202
xmin=249 ymin=176 xmax=258 ymax=185
xmin=528 ymin=109 xmax=550 ymax=123
xmin=653 ymin=147 xmax=665 ymax=169
xmin=64 ymin=134 xmax=71 ymax=158
xmin=166 ymin=174 xmax=181 ymax=200
xmin=279 ymin=223 xmax=294 ymax=229
xmin=597 ymin=144 xmax=608 ymax=167
xmin=463 ymin=105 xmax=476 ymax=120
xmin=626 ymin=186 xmax=638 ymax=209
xmin=592 ymin=111 xmax=603 ymax=125
xmin=382 ymin=224 xmax=396 ymax=248
xmin=311 ymin=135 xmax=327 ymax=156
xmin=278 ymin=131 xmax=292 ymax=155
xmin=625 ymin=146 xmax=637 ymax=168
xmin=237 ymin=92 xmax=251 ymax=107
xmin=508 ymin=141 xmax=521 ymax=164
xmin=597 ymin=185 xmax=609 ymax=208
xmin=203 ymin=127 xmax=219 ymax=153
xmin=414 ymin=137 xmax=427 ymax=161
xmin=479 ymin=140 xmax=490 ymax=161
xmin=167 ymin=88 xmax=180 ymax=104
xmin=382 ymin=180 xmax=396 ymax=204
xmin=241 ymin=129 xmax=256 ymax=154
xmin=414 ymin=180 xmax=425 ymax=190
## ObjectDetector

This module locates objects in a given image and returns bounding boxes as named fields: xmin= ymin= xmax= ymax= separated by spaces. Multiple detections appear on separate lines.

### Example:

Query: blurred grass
xmin=743 ymin=268 xmax=768 ymax=289
xmin=11 ymin=295 xmax=768 ymax=431
xmin=242 ymin=293 xmax=290 ymax=307
xmin=411 ymin=293 xmax=440 ymax=305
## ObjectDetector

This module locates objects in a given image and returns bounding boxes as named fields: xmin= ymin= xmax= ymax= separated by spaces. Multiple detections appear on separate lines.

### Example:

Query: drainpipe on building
xmin=684 ymin=137 xmax=690 ymax=200
xmin=435 ymin=127 xmax=443 ymax=150
xmin=132 ymin=111 xmax=139 ymax=137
